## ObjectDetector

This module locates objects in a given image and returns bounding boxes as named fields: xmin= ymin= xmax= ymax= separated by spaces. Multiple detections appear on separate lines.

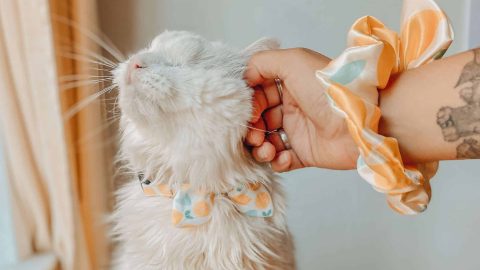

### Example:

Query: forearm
xmin=379 ymin=48 xmax=480 ymax=163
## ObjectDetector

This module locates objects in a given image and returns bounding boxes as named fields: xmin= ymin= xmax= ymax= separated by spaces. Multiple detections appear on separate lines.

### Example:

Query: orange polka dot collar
xmin=139 ymin=176 xmax=273 ymax=227
xmin=316 ymin=0 xmax=453 ymax=214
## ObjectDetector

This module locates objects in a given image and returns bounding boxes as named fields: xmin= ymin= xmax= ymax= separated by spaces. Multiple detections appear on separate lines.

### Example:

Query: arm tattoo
xmin=436 ymin=48 xmax=480 ymax=159
xmin=457 ymin=138 xmax=480 ymax=159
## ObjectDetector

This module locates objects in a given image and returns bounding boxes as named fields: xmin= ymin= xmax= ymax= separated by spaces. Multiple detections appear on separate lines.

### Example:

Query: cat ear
xmin=243 ymin=37 xmax=280 ymax=56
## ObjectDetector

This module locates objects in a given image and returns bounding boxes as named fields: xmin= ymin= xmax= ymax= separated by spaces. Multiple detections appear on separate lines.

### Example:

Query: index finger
xmin=244 ymin=49 xmax=289 ymax=87
xmin=251 ymin=87 xmax=268 ymax=123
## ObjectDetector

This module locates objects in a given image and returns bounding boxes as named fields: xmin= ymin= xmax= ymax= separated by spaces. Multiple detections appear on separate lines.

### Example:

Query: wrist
xmin=378 ymin=82 xmax=451 ymax=164
xmin=378 ymin=51 xmax=476 ymax=163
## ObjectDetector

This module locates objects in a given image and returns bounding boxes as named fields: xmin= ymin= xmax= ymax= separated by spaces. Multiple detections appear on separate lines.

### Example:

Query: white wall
xmin=98 ymin=1 xmax=480 ymax=269
xmin=467 ymin=0 xmax=480 ymax=48
xmin=98 ymin=0 xmax=469 ymax=55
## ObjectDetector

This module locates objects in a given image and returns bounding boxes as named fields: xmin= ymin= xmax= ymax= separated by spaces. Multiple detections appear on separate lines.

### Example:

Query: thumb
xmin=244 ymin=49 xmax=290 ymax=86
xmin=271 ymin=150 xmax=305 ymax=172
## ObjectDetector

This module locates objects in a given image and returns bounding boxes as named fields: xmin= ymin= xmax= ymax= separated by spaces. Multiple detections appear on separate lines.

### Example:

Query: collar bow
xmin=139 ymin=177 xmax=273 ymax=227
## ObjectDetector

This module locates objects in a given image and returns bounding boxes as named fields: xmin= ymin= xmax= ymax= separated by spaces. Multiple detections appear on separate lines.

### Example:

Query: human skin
xmin=244 ymin=48 xmax=480 ymax=172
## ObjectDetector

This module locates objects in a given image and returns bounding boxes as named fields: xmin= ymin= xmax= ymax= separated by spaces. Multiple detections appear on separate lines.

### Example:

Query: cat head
xmin=114 ymin=30 xmax=278 ymax=189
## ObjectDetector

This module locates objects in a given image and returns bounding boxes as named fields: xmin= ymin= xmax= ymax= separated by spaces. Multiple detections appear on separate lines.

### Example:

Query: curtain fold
xmin=0 ymin=0 xmax=113 ymax=269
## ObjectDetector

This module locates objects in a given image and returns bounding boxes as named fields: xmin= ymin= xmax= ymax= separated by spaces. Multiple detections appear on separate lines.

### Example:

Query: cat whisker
xmin=52 ymin=15 xmax=126 ymax=62
xmin=57 ymin=43 xmax=118 ymax=71
xmin=58 ymin=52 xmax=117 ymax=68
xmin=85 ymin=66 xmax=113 ymax=73
xmin=60 ymin=74 xmax=114 ymax=82
xmin=112 ymin=95 xmax=120 ymax=114
xmin=60 ymin=78 xmax=114 ymax=91
xmin=101 ymin=33 xmax=125 ymax=60
xmin=240 ymin=124 xmax=278 ymax=135
xmin=64 ymin=84 xmax=118 ymax=119
xmin=104 ymin=112 xmax=122 ymax=123
xmin=102 ymin=96 xmax=120 ymax=102
xmin=67 ymin=45 xmax=119 ymax=68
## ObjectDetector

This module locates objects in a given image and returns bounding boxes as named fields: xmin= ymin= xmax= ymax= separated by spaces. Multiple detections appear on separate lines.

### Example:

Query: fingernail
xmin=259 ymin=149 xmax=268 ymax=160
xmin=279 ymin=152 xmax=289 ymax=164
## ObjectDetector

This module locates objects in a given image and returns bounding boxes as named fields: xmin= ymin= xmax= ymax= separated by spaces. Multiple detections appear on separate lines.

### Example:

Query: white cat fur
xmin=111 ymin=31 xmax=294 ymax=270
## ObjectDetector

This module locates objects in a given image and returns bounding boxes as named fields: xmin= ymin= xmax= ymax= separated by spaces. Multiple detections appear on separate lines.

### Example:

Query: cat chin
xmin=119 ymin=115 xmax=269 ymax=191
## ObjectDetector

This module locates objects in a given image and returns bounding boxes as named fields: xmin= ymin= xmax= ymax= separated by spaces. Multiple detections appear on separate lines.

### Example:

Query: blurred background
xmin=1 ymin=0 xmax=479 ymax=269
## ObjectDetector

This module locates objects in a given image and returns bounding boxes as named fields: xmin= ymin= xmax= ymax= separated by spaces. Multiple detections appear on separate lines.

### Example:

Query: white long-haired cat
xmin=111 ymin=31 xmax=295 ymax=270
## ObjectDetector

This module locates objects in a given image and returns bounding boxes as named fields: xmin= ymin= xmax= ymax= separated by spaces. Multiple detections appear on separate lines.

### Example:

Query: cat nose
xmin=130 ymin=57 xmax=145 ymax=70
xmin=132 ymin=60 xmax=144 ymax=69
xmin=127 ymin=57 xmax=145 ymax=83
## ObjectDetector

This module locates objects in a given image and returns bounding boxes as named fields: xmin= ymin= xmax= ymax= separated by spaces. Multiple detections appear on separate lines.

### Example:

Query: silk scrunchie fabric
xmin=316 ymin=0 xmax=453 ymax=214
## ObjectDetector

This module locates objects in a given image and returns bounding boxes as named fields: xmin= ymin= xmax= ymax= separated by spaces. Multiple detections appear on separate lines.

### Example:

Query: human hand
xmin=244 ymin=48 xmax=359 ymax=172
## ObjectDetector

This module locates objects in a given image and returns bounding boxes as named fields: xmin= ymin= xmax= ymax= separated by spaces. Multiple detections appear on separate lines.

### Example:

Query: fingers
xmin=252 ymin=141 xmax=276 ymax=162
xmin=262 ymin=79 xmax=282 ymax=108
xmin=250 ymin=132 xmax=304 ymax=173
xmin=251 ymin=88 xmax=268 ymax=123
xmin=249 ymin=129 xmax=288 ymax=159
xmin=271 ymin=150 xmax=304 ymax=172
xmin=245 ymin=49 xmax=300 ymax=170
xmin=244 ymin=49 xmax=288 ymax=87
xmin=266 ymin=132 xmax=286 ymax=152
xmin=263 ymin=105 xmax=283 ymax=131
xmin=245 ymin=119 xmax=266 ymax=146
xmin=247 ymin=81 xmax=283 ymax=146
xmin=252 ymin=147 xmax=304 ymax=173
xmin=250 ymin=81 xmax=282 ymax=129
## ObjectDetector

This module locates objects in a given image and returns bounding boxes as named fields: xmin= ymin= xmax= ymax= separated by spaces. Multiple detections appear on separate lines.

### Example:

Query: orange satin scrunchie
xmin=316 ymin=0 xmax=453 ymax=214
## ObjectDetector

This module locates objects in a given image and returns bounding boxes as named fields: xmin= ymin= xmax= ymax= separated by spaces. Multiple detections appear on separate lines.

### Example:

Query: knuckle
xmin=251 ymin=50 xmax=272 ymax=60
xmin=289 ymin=47 xmax=312 ymax=57
xmin=284 ymin=47 xmax=315 ymax=67
xmin=248 ymin=51 xmax=264 ymax=64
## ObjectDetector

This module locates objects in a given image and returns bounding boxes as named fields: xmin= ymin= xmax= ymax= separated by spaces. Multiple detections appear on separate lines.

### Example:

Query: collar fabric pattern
xmin=140 ymin=180 xmax=273 ymax=227
xmin=316 ymin=0 xmax=453 ymax=214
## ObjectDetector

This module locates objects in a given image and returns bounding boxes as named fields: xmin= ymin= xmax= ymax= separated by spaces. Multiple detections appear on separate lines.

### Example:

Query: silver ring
xmin=278 ymin=128 xmax=291 ymax=150
xmin=274 ymin=78 xmax=283 ymax=99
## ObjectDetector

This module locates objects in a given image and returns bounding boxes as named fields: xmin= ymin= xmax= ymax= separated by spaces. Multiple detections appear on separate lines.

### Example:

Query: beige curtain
xmin=0 ymin=0 xmax=114 ymax=269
